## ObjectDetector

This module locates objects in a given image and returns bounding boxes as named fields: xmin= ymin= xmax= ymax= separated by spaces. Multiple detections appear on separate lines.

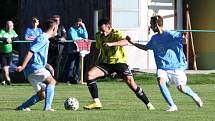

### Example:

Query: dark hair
xmin=43 ymin=19 xmax=57 ymax=31
xmin=150 ymin=15 xmax=163 ymax=26
xmin=98 ymin=18 xmax=110 ymax=27
xmin=75 ymin=17 xmax=82 ymax=22
xmin=52 ymin=14 xmax=61 ymax=19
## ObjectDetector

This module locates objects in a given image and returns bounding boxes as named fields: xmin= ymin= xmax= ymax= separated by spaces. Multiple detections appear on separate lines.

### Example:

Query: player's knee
xmin=87 ymin=71 xmax=97 ymax=80
xmin=124 ymin=76 xmax=137 ymax=90
xmin=157 ymin=78 xmax=166 ymax=85
xmin=37 ymin=90 xmax=45 ymax=101
xmin=177 ymin=85 xmax=184 ymax=93
xmin=87 ymin=75 xmax=94 ymax=81
xmin=45 ymin=77 xmax=56 ymax=85
xmin=124 ymin=76 xmax=133 ymax=84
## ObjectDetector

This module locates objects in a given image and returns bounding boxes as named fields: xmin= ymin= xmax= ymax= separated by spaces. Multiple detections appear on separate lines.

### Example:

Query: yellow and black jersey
xmin=95 ymin=28 xmax=128 ymax=64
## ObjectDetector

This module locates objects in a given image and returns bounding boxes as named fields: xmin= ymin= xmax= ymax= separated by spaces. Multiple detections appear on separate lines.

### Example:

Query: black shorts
xmin=96 ymin=63 xmax=133 ymax=78
xmin=0 ymin=53 xmax=12 ymax=67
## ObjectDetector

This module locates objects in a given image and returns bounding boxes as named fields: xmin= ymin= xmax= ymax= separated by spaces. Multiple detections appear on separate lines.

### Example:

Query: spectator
xmin=48 ymin=15 xmax=66 ymax=80
xmin=0 ymin=21 xmax=18 ymax=85
xmin=19 ymin=17 xmax=43 ymax=62
xmin=66 ymin=18 xmax=88 ymax=84
xmin=68 ymin=18 xmax=88 ymax=40
xmin=24 ymin=17 xmax=43 ymax=41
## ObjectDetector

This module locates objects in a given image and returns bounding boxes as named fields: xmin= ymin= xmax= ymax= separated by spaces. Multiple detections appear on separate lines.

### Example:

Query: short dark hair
xmin=75 ymin=17 xmax=82 ymax=22
xmin=151 ymin=15 xmax=163 ymax=26
xmin=52 ymin=14 xmax=61 ymax=19
xmin=43 ymin=19 xmax=57 ymax=32
xmin=98 ymin=18 xmax=110 ymax=27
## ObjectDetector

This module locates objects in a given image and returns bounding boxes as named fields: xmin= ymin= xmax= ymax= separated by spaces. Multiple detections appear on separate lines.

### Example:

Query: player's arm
xmin=60 ymin=26 xmax=67 ymax=42
xmin=16 ymin=51 xmax=33 ymax=72
xmin=104 ymin=35 xmax=130 ymax=47
xmin=104 ymin=39 xmax=129 ymax=47
xmin=182 ymin=32 xmax=188 ymax=44
xmin=126 ymin=36 xmax=148 ymax=51
xmin=11 ymin=36 xmax=19 ymax=41
xmin=0 ymin=37 xmax=14 ymax=44
xmin=132 ymin=43 xmax=148 ymax=51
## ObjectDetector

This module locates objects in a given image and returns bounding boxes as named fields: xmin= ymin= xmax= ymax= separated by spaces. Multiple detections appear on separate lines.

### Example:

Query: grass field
xmin=0 ymin=73 xmax=215 ymax=121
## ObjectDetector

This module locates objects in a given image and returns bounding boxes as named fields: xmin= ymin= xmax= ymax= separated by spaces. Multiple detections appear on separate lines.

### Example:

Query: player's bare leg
xmin=1 ymin=66 xmax=11 ymax=85
xmin=124 ymin=75 xmax=155 ymax=110
xmin=83 ymin=66 xmax=104 ymax=110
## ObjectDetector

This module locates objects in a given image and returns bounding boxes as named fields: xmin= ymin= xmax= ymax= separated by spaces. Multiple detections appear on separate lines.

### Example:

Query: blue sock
xmin=183 ymin=86 xmax=198 ymax=99
xmin=159 ymin=83 xmax=175 ymax=106
xmin=44 ymin=84 xmax=55 ymax=110
xmin=18 ymin=93 xmax=40 ymax=109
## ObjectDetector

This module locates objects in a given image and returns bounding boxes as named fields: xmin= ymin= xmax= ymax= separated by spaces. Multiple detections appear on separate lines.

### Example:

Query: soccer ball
xmin=64 ymin=97 xmax=79 ymax=111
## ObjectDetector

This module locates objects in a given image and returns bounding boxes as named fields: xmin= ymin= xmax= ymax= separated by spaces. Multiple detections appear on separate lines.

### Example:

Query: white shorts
xmin=28 ymin=67 xmax=52 ymax=92
xmin=156 ymin=69 xmax=187 ymax=86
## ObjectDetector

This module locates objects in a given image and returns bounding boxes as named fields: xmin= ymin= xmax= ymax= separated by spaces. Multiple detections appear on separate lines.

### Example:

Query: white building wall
xmin=111 ymin=0 xmax=175 ymax=70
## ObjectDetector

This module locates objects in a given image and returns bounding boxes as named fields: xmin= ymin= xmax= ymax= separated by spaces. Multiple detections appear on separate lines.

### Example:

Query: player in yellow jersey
xmin=83 ymin=18 xmax=155 ymax=110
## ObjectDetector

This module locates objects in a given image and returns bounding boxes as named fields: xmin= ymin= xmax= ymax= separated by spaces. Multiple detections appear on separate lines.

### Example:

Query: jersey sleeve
xmin=146 ymin=36 xmax=154 ymax=50
xmin=169 ymin=31 xmax=183 ymax=43
xmin=0 ymin=30 xmax=5 ymax=37
xmin=12 ymin=30 xmax=18 ymax=38
xmin=38 ymin=28 xmax=43 ymax=35
xmin=95 ymin=33 xmax=101 ymax=49
xmin=24 ymin=28 xmax=31 ymax=38
xmin=174 ymin=32 xmax=183 ymax=43
xmin=113 ymin=30 xmax=125 ymax=41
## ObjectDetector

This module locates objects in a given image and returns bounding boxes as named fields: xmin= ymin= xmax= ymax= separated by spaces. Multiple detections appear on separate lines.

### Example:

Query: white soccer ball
xmin=64 ymin=97 xmax=79 ymax=111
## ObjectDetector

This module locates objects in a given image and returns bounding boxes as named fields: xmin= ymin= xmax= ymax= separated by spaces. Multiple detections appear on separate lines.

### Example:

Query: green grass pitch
xmin=0 ymin=73 xmax=215 ymax=121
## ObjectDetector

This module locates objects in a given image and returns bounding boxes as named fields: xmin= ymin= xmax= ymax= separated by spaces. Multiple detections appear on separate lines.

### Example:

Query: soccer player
xmin=128 ymin=15 xmax=203 ymax=112
xmin=16 ymin=19 xmax=58 ymax=111
xmin=0 ymin=21 xmax=18 ymax=85
xmin=83 ymin=18 xmax=155 ymax=110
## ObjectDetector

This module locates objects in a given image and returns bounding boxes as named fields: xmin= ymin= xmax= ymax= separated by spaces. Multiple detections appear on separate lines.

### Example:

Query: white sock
xmin=94 ymin=98 xmax=101 ymax=104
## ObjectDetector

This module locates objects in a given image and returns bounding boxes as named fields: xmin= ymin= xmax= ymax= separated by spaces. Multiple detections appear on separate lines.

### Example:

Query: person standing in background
xmin=24 ymin=17 xmax=43 ymax=41
xmin=0 ymin=21 xmax=18 ymax=85
xmin=66 ymin=18 xmax=88 ymax=84
xmin=19 ymin=17 xmax=43 ymax=62
xmin=48 ymin=15 xmax=66 ymax=80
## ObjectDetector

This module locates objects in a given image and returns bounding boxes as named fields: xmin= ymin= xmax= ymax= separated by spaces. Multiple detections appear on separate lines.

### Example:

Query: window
xmin=112 ymin=0 xmax=140 ymax=28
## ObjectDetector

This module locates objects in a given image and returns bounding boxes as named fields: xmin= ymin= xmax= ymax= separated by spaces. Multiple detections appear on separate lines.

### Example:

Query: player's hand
xmin=182 ymin=32 xmax=188 ymax=44
xmin=29 ymin=36 xmax=36 ymax=40
xmin=16 ymin=66 xmax=24 ymax=72
xmin=126 ymin=36 xmax=133 ymax=44
xmin=103 ymin=42 xmax=112 ymax=49
xmin=80 ymin=22 xmax=85 ymax=27
xmin=6 ymin=38 xmax=12 ymax=43
xmin=60 ymin=37 xmax=66 ymax=42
